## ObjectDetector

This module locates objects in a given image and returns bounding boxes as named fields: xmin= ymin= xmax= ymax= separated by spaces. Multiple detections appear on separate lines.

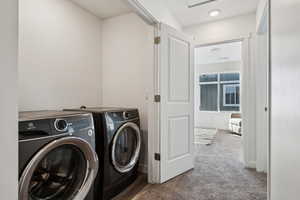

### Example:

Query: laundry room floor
xmin=113 ymin=130 xmax=267 ymax=200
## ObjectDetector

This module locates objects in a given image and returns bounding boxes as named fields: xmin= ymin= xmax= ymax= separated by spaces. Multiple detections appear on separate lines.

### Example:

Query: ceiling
xmin=195 ymin=41 xmax=242 ymax=65
xmin=71 ymin=0 xmax=132 ymax=19
xmin=163 ymin=0 xmax=260 ymax=27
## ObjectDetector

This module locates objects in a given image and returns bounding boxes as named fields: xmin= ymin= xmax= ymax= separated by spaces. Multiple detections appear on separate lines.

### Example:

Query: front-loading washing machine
xmin=64 ymin=107 xmax=141 ymax=200
xmin=18 ymin=111 xmax=98 ymax=200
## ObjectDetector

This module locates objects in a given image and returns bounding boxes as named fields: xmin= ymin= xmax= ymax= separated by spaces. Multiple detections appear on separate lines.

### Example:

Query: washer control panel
xmin=19 ymin=112 xmax=94 ymax=141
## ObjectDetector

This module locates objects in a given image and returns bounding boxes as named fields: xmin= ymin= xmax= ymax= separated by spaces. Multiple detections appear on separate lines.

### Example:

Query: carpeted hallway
xmin=114 ymin=130 xmax=267 ymax=200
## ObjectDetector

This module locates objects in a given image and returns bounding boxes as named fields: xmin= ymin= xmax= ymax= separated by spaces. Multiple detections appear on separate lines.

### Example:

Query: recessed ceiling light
xmin=209 ymin=9 xmax=221 ymax=17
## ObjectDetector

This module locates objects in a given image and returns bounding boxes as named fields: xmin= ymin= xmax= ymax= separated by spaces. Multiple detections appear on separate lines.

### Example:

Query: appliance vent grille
xmin=188 ymin=0 xmax=218 ymax=8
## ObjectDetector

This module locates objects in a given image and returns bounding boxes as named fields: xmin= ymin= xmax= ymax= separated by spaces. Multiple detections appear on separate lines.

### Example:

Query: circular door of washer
xmin=111 ymin=122 xmax=141 ymax=173
xmin=19 ymin=137 xmax=98 ymax=200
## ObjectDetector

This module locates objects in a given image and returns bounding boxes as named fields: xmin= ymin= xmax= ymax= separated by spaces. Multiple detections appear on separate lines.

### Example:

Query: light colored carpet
xmin=115 ymin=130 xmax=267 ymax=200
xmin=194 ymin=128 xmax=217 ymax=145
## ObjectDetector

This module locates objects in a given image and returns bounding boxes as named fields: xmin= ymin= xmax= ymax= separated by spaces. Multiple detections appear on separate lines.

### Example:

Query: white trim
xmin=246 ymin=161 xmax=257 ymax=169
xmin=217 ymin=73 xmax=221 ymax=111
xmin=241 ymin=37 xmax=258 ymax=169
xmin=199 ymin=71 xmax=240 ymax=75
xmin=126 ymin=0 xmax=158 ymax=25
xmin=147 ymin=24 xmax=161 ymax=184
xmin=194 ymin=35 xmax=251 ymax=48
xmin=257 ymin=1 xmax=270 ymax=199
xmin=199 ymin=111 xmax=240 ymax=114
xmin=220 ymin=80 xmax=240 ymax=84
xmin=199 ymin=81 xmax=218 ymax=85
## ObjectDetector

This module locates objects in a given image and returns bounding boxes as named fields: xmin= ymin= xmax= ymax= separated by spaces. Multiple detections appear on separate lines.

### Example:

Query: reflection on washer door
xmin=29 ymin=145 xmax=87 ymax=200
xmin=115 ymin=127 xmax=137 ymax=167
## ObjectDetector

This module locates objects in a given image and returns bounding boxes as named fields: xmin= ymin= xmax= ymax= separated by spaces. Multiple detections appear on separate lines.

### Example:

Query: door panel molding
xmin=159 ymin=23 xmax=194 ymax=183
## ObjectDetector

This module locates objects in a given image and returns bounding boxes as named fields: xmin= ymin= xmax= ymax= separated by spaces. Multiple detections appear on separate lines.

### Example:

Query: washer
xmin=65 ymin=107 xmax=141 ymax=200
xmin=19 ymin=111 xmax=99 ymax=200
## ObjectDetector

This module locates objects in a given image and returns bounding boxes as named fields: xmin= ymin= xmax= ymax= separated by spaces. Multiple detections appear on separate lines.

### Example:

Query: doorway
xmin=192 ymin=40 xmax=268 ymax=199
xmin=194 ymin=41 xmax=242 ymax=149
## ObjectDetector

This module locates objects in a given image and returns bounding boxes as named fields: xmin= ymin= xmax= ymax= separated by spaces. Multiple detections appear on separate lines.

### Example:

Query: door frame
xmin=257 ymin=1 xmax=270 ymax=199
xmin=147 ymin=24 xmax=161 ymax=183
xmin=125 ymin=0 xmax=159 ymax=183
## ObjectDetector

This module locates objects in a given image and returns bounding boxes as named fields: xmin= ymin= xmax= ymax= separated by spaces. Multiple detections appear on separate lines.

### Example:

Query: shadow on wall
xmin=139 ymin=129 xmax=148 ymax=173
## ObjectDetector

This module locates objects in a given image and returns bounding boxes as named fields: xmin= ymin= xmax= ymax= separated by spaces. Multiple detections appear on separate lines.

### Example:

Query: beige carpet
xmin=194 ymin=128 xmax=217 ymax=145
xmin=114 ymin=130 xmax=267 ymax=200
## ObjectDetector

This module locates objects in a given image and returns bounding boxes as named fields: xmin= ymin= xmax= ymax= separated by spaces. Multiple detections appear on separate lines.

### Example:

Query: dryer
xmin=19 ymin=111 xmax=98 ymax=200
xmin=65 ymin=107 xmax=141 ymax=200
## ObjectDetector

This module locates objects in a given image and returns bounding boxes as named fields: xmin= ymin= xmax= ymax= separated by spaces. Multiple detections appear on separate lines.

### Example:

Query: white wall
xmin=19 ymin=0 xmax=103 ymax=111
xmin=0 ymin=0 xmax=18 ymax=199
xmin=135 ymin=0 xmax=182 ymax=30
xmin=195 ymin=61 xmax=241 ymax=130
xmin=183 ymin=13 xmax=256 ymax=45
xmin=271 ymin=0 xmax=300 ymax=199
xmin=101 ymin=13 xmax=153 ymax=171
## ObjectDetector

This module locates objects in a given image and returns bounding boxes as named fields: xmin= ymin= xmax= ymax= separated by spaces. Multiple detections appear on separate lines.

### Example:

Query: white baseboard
xmin=138 ymin=164 xmax=148 ymax=174
xmin=245 ymin=160 xmax=256 ymax=169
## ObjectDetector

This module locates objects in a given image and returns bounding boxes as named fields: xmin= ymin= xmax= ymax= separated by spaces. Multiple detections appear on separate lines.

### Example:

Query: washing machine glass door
xmin=19 ymin=137 xmax=98 ymax=200
xmin=112 ymin=122 xmax=141 ymax=173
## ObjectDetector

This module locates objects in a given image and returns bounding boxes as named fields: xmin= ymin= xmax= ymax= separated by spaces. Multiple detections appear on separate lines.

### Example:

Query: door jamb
xmin=147 ymin=24 xmax=161 ymax=183
xmin=256 ymin=1 xmax=270 ymax=199
xmin=125 ymin=0 xmax=159 ymax=184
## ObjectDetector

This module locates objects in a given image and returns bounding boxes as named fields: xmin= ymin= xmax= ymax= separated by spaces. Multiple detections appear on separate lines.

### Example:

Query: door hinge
xmin=154 ymin=36 xmax=161 ymax=44
xmin=154 ymin=95 xmax=161 ymax=102
xmin=154 ymin=153 xmax=160 ymax=161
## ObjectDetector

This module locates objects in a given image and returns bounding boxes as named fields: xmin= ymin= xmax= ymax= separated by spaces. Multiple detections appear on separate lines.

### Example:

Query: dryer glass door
xmin=112 ymin=122 xmax=141 ymax=173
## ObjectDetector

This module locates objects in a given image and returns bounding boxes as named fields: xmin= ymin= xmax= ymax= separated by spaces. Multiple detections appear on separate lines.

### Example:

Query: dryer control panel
xmin=107 ymin=109 xmax=139 ymax=122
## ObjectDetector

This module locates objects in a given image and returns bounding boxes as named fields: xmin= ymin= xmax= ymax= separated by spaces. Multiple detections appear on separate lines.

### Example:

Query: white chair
xmin=229 ymin=113 xmax=242 ymax=135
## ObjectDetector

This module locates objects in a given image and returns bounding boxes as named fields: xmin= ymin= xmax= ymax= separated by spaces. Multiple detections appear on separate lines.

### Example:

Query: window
xmin=199 ymin=72 xmax=240 ymax=112
xmin=223 ymin=84 xmax=240 ymax=106
xmin=199 ymin=74 xmax=218 ymax=111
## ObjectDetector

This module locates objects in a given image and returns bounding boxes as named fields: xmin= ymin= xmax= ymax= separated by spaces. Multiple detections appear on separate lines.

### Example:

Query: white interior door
xmin=157 ymin=23 xmax=194 ymax=183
